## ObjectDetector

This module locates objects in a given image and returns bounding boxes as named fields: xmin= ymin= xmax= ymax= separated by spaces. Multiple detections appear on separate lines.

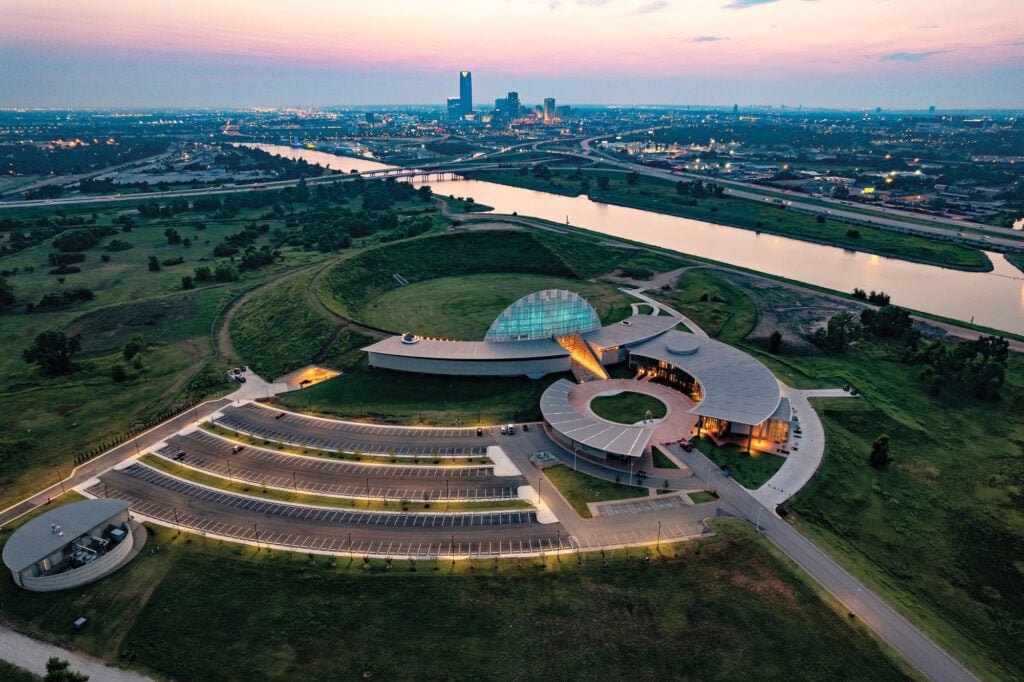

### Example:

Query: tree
xmin=181 ymin=275 xmax=194 ymax=290
xmin=123 ymin=333 xmax=147 ymax=360
xmin=768 ymin=330 xmax=782 ymax=354
xmin=869 ymin=434 xmax=892 ymax=469
xmin=147 ymin=255 xmax=160 ymax=272
xmin=24 ymin=330 xmax=80 ymax=375
xmin=597 ymin=176 xmax=611 ymax=191
xmin=111 ymin=364 xmax=128 ymax=383
xmin=0 ymin=276 xmax=14 ymax=306
xmin=626 ymin=171 xmax=640 ymax=186
xmin=45 ymin=657 xmax=89 ymax=681
xmin=417 ymin=185 xmax=433 ymax=202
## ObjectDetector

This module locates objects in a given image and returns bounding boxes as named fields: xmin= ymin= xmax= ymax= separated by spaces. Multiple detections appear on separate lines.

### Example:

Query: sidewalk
xmin=0 ymin=625 xmax=154 ymax=681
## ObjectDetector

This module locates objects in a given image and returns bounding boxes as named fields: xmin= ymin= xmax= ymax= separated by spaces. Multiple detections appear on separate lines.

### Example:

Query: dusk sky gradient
xmin=1 ymin=0 xmax=1021 ymax=109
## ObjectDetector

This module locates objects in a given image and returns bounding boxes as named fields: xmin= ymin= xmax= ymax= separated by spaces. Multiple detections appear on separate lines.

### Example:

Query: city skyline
xmin=0 ymin=0 xmax=1022 ymax=109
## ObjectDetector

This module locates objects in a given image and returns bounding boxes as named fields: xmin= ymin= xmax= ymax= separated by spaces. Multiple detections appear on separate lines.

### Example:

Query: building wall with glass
xmin=485 ymin=290 xmax=601 ymax=342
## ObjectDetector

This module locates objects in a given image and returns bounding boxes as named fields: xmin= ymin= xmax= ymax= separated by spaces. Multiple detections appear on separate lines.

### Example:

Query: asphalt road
xmin=160 ymin=430 xmax=521 ymax=501
xmin=668 ymin=443 xmax=978 ymax=682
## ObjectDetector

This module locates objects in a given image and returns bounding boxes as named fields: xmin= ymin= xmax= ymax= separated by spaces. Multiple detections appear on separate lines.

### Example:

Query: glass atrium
xmin=485 ymin=290 xmax=601 ymax=341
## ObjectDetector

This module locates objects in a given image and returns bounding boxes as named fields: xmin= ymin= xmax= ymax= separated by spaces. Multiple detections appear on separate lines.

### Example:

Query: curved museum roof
xmin=630 ymin=330 xmax=782 ymax=426
xmin=485 ymin=289 xmax=600 ymax=341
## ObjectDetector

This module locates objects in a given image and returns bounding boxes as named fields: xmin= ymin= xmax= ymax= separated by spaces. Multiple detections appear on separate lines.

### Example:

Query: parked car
xmin=500 ymin=425 xmax=507 ymax=435
xmin=173 ymin=450 xmax=186 ymax=461
xmin=476 ymin=427 xmax=483 ymax=437
xmin=231 ymin=445 xmax=244 ymax=453
xmin=274 ymin=412 xmax=286 ymax=420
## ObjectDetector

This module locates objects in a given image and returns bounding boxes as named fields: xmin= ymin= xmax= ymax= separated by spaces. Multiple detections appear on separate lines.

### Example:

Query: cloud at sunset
xmin=0 ymin=0 xmax=1019 ymax=107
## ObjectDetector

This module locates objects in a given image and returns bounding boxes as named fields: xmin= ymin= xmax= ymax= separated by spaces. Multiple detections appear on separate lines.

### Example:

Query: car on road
xmin=522 ymin=423 xmax=529 ymax=431
xmin=500 ymin=425 xmax=507 ymax=434
xmin=506 ymin=424 xmax=515 ymax=435
xmin=476 ymin=427 xmax=483 ymax=437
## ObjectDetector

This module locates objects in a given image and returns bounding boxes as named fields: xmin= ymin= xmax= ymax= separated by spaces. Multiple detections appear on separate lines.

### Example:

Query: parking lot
xmin=215 ymin=403 xmax=490 ymax=457
xmin=91 ymin=464 xmax=570 ymax=557
xmin=158 ymin=431 xmax=521 ymax=501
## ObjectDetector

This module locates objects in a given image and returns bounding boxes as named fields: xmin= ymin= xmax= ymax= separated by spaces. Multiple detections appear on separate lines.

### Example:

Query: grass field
xmin=0 ymin=518 xmax=912 ymax=681
xmin=589 ymin=391 xmax=667 ymax=424
xmin=466 ymin=168 xmax=990 ymax=271
xmin=543 ymin=465 xmax=648 ymax=518
xmin=282 ymin=363 xmax=560 ymax=425
xmin=359 ymin=273 xmax=633 ymax=339
xmin=693 ymin=436 xmax=785 ymax=489
xmin=652 ymin=447 xmax=680 ymax=469
xmin=650 ymin=268 xmax=759 ymax=343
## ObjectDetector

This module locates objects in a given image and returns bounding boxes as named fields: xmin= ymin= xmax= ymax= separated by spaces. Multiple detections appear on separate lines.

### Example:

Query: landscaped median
xmin=692 ymin=436 xmax=784 ymax=489
xmin=542 ymin=465 xmax=648 ymax=518
xmin=139 ymin=454 xmax=529 ymax=512
xmin=201 ymin=422 xmax=493 ymax=466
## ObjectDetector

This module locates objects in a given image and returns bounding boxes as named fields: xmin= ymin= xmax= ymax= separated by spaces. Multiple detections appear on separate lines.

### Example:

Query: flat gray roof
xmin=630 ymin=331 xmax=782 ymax=426
xmin=3 ymin=499 xmax=130 ymax=573
xmin=363 ymin=336 xmax=568 ymax=361
xmin=541 ymin=379 xmax=653 ymax=459
xmin=581 ymin=314 xmax=678 ymax=349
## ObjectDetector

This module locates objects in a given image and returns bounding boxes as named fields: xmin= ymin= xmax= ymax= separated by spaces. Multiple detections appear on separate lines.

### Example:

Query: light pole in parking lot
xmin=657 ymin=521 xmax=662 ymax=550
xmin=446 ymin=478 xmax=450 ymax=501
xmin=366 ymin=477 xmax=370 ymax=499
xmin=292 ymin=471 xmax=297 ymax=493
xmin=172 ymin=507 xmax=181 ymax=534
xmin=226 ymin=460 xmax=233 ymax=483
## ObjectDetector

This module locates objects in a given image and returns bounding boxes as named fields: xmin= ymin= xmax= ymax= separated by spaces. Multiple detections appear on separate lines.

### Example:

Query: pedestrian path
xmin=0 ymin=625 xmax=154 ymax=681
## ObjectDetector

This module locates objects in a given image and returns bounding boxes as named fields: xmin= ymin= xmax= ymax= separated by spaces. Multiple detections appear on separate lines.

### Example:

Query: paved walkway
xmin=751 ymin=386 xmax=853 ymax=508
xmin=0 ymin=625 xmax=154 ymax=681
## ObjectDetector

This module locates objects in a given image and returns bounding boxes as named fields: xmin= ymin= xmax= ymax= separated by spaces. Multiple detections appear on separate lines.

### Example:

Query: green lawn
xmin=693 ymin=436 xmax=784 ymax=489
xmin=688 ymin=490 xmax=719 ymax=504
xmin=0 ymin=519 xmax=911 ymax=681
xmin=282 ymin=363 xmax=560 ymax=426
xmin=359 ymin=273 xmax=633 ymax=339
xmin=543 ymin=465 xmax=648 ymax=518
xmin=650 ymin=268 xmax=758 ymax=343
xmin=652 ymin=447 xmax=680 ymax=469
xmin=589 ymin=391 xmax=667 ymax=424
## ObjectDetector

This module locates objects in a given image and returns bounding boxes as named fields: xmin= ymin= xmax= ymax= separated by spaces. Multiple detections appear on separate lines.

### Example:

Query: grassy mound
xmin=590 ymin=391 xmax=667 ymax=424
xmin=316 ymin=230 xmax=628 ymax=320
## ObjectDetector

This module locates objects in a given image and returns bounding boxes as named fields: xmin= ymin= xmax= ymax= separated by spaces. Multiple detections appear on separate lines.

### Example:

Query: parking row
xmin=113 ymin=463 xmax=537 ymax=527
xmin=235 ymin=402 xmax=485 ymax=440
xmin=215 ymin=411 xmax=487 ymax=458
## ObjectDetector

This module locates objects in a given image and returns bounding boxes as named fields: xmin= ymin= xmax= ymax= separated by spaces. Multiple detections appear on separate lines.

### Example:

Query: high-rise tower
xmin=459 ymin=71 xmax=473 ymax=117
xmin=543 ymin=97 xmax=555 ymax=122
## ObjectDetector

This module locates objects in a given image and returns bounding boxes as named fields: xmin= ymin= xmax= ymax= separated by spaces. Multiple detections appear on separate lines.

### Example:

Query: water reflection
xmin=250 ymin=144 xmax=1024 ymax=335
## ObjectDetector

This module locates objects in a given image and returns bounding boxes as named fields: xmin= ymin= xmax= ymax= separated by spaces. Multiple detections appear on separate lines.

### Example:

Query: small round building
xmin=2 ymin=499 xmax=142 ymax=591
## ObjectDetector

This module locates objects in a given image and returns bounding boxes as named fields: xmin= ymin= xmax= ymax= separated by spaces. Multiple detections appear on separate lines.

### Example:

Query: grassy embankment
xmin=140 ymin=454 xmax=528 ymax=512
xmin=542 ymin=465 xmax=648 ymax=518
xmin=589 ymin=391 xmax=667 ymax=424
xmin=0 ymin=515 xmax=913 ymax=681
xmin=246 ymin=230 xmax=658 ymax=424
xmin=663 ymin=267 xmax=1024 ymax=681
xmin=465 ymin=167 xmax=990 ymax=271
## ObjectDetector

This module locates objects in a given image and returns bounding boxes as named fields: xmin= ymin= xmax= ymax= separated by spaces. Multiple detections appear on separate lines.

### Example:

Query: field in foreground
xmin=0 ymin=520 xmax=911 ymax=681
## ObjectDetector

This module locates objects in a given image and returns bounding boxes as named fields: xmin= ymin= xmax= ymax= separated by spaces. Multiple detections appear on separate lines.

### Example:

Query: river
xmin=250 ymin=144 xmax=1024 ymax=336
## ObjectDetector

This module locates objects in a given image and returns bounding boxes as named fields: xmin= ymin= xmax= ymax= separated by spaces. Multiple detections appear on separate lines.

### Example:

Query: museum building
xmin=363 ymin=289 xmax=790 ymax=460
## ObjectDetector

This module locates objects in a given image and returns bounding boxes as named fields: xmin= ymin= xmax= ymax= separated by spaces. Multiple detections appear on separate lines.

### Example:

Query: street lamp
xmin=292 ymin=471 xmax=297 ymax=493
xmin=55 ymin=469 xmax=66 ymax=495
xmin=253 ymin=523 xmax=260 ymax=551
xmin=657 ymin=521 xmax=661 ymax=549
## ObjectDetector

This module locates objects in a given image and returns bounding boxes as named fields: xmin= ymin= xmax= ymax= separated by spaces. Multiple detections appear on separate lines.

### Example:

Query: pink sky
xmin=1 ymin=0 xmax=1021 ymax=107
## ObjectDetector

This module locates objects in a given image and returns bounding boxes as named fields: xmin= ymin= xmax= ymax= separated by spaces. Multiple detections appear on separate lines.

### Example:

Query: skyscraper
xmin=543 ymin=97 xmax=555 ymax=122
xmin=506 ymin=91 xmax=520 ymax=119
xmin=459 ymin=71 xmax=473 ymax=117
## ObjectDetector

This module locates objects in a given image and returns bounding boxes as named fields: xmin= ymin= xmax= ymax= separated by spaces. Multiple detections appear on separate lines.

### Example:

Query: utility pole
xmin=253 ymin=523 xmax=260 ymax=551
xmin=657 ymin=520 xmax=662 ymax=549
xmin=56 ymin=469 xmax=66 ymax=495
